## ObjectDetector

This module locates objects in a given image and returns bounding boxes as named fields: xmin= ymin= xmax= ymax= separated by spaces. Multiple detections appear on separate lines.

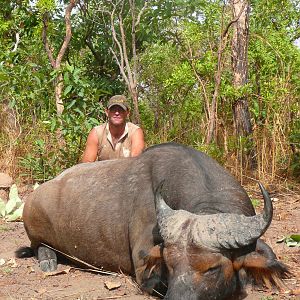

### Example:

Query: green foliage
xmin=251 ymin=198 xmax=261 ymax=208
xmin=0 ymin=225 xmax=10 ymax=232
xmin=0 ymin=0 xmax=299 ymax=184
xmin=0 ymin=184 xmax=24 ymax=222
xmin=36 ymin=0 xmax=56 ymax=14
xmin=19 ymin=65 xmax=106 ymax=182
xmin=277 ymin=234 xmax=300 ymax=247
xmin=19 ymin=137 xmax=63 ymax=182
xmin=195 ymin=142 xmax=224 ymax=164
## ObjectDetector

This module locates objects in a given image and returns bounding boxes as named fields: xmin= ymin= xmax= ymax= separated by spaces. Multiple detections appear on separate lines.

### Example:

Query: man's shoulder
xmin=127 ymin=122 xmax=140 ymax=131
xmin=126 ymin=122 xmax=142 ymax=140
xmin=94 ymin=123 xmax=108 ymax=143
xmin=94 ymin=123 xmax=106 ymax=130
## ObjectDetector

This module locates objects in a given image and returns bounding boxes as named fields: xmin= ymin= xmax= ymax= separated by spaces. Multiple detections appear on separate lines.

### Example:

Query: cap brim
xmin=108 ymin=103 xmax=128 ymax=110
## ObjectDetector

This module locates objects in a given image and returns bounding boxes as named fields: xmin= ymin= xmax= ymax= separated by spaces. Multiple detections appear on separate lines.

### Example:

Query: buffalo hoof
xmin=38 ymin=246 xmax=57 ymax=272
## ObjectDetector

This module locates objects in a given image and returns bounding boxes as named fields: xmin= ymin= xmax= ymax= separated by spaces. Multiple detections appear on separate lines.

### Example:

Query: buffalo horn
xmin=155 ymin=182 xmax=273 ymax=250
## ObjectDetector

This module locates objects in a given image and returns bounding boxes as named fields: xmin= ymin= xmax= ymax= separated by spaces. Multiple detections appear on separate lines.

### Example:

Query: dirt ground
xmin=0 ymin=185 xmax=299 ymax=300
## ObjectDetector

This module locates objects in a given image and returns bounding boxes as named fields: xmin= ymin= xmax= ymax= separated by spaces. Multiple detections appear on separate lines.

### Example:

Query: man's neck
xmin=109 ymin=123 xmax=126 ymax=139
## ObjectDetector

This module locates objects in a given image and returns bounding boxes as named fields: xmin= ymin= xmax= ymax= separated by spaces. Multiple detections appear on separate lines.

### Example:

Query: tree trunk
xmin=130 ymin=87 xmax=141 ymax=124
xmin=108 ymin=0 xmax=147 ymax=125
xmin=42 ymin=0 xmax=76 ymax=116
xmin=55 ymin=74 xmax=64 ymax=116
xmin=231 ymin=0 xmax=256 ymax=168
xmin=205 ymin=3 xmax=241 ymax=144
xmin=231 ymin=0 xmax=250 ymax=135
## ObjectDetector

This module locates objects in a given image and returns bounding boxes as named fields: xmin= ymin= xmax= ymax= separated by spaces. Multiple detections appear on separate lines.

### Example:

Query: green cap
xmin=107 ymin=95 xmax=129 ymax=111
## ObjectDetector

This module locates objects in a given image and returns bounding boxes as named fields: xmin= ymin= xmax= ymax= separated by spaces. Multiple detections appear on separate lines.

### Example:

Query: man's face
xmin=106 ymin=105 xmax=129 ymax=126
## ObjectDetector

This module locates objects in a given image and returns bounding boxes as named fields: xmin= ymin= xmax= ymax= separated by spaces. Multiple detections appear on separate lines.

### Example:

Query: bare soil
xmin=0 ymin=185 xmax=299 ymax=300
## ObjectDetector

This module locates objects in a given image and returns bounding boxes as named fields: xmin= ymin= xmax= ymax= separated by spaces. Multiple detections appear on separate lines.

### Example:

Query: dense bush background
xmin=0 ymin=0 xmax=299 ymax=185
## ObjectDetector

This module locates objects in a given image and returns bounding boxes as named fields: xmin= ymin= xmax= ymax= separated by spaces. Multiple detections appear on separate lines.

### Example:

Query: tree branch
xmin=130 ymin=0 xmax=137 ymax=85
xmin=42 ymin=12 xmax=56 ymax=68
xmin=110 ymin=3 xmax=126 ymax=75
xmin=12 ymin=32 xmax=20 ymax=52
xmin=222 ymin=0 xmax=247 ymax=38
xmin=110 ymin=47 xmax=130 ymax=87
xmin=135 ymin=0 xmax=148 ymax=27
xmin=56 ymin=0 xmax=76 ymax=68
xmin=118 ymin=4 xmax=135 ymax=90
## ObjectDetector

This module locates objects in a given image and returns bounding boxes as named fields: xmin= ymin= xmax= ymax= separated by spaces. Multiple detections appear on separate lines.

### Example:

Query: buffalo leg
xmin=37 ymin=245 xmax=57 ymax=272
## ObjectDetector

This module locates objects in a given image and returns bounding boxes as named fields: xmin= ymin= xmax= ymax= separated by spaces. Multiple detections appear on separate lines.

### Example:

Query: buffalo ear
xmin=136 ymin=244 xmax=166 ymax=294
xmin=139 ymin=244 xmax=162 ymax=261
xmin=233 ymin=240 xmax=290 ymax=289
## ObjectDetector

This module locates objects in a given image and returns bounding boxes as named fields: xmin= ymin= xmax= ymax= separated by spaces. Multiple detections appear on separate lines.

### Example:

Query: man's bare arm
xmin=82 ymin=128 xmax=98 ymax=162
xmin=131 ymin=128 xmax=145 ymax=157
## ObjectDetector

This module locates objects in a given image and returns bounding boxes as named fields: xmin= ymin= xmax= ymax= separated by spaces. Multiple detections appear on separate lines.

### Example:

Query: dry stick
xmin=41 ymin=243 xmax=118 ymax=276
xmin=97 ymin=296 xmax=132 ymax=300
xmin=58 ymin=289 xmax=96 ymax=299
xmin=118 ymin=269 xmax=143 ymax=294
xmin=119 ymin=266 xmax=165 ymax=297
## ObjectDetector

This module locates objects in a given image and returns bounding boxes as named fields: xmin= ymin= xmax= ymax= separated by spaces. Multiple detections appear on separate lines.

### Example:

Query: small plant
xmin=277 ymin=234 xmax=300 ymax=247
xmin=0 ymin=225 xmax=10 ymax=232
xmin=0 ymin=184 xmax=24 ymax=222
xmin=251 ymin=198 xmax=261 ymax=208
xmin=1 ymin=266 xmax=13 ymax=274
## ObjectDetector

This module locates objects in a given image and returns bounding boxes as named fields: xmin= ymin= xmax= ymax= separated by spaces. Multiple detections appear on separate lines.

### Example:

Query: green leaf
xmin=5 ymin=197 xmax=17 ymax=215
xmin=0 ymin=199 xmax=6 ymax=217
xmin=64 ymin=85 xmax=73 ymax=96
xmin=66 ymin=99 xmax=76 ymax=109
xmin=0 ymin=73 xmax=9 ymax=81
xmin=290 ymin=234 xmax=300 ymax=242
xmin=6 ymin=203 xmax=24 ymax=222
xmin=285 ymin=238 xmax=298 ymax=247
xmin=6 ymin=184 xmax=22 ymax=214
xmin=35 ymin=139 xmax=45 ymax=149
xmin=78 ymin=89 xmax=84 ymax=97
xmin=251 ymin=198 xmax=261 ymax=208
xmin=277 ymin=235 xmax=300 ymax=247
xmin=66 ymin=64 xmax=74 ymax=73
xmin=9 ymin=184 xmax=19 ymax=201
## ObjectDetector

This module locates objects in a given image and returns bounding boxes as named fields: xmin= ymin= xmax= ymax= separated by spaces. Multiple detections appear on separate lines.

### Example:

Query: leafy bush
xmin=0 ymin=184 xmax=24 ymax=221
xmin=277 ymin=234 xmax=300 ymax=247
xmin=18 ymin=64 xmax=107 ymax=182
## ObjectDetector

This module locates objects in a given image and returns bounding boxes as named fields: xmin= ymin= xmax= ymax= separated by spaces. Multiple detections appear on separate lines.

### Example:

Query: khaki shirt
xmin=95 ymin=122 xmax=140 ymax=161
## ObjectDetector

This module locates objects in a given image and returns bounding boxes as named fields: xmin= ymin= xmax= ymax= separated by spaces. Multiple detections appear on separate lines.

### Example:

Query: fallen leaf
xmin=27 ymin=266 xmax=35 ymax=273
xmin=43 ymin=267 xmax=72 ymax=278
xmin=104 ymin=280 xmax=122 ymax=290
xmin=7 ymin=258 xmax=18 ymax=268
xmin=37 ymin=288 xmax=47 ymax=294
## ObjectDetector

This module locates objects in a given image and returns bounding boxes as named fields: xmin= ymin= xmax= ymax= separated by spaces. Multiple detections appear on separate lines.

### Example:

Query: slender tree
xmin=109 ymin=0 xmax=148 ymax=124
xmin=231 ymin=0 xmax=256 ymax=168
xmin=42 ymin=0 xmax=76 ymax=116
xmin=206 ymin=2 xmax=247 ymax=144
xmin=79 ymin=0 xmax=148 ymax=124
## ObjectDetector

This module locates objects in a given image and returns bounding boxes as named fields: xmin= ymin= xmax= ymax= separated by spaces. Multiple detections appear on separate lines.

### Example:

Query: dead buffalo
xmin=17 ymin=143 xmax=288 ymax=299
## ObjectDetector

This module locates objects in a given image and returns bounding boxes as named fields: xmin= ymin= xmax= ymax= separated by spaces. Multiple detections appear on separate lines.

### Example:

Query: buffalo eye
xmin=204 ymin=265 xmax=221 ymax=275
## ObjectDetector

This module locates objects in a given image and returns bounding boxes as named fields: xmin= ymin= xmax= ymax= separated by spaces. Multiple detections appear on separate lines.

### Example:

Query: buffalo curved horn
xmin=154 ymin=182 xmax=176 ymax=235
xmin=155 ymin=182 xmax=273 ymax=250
